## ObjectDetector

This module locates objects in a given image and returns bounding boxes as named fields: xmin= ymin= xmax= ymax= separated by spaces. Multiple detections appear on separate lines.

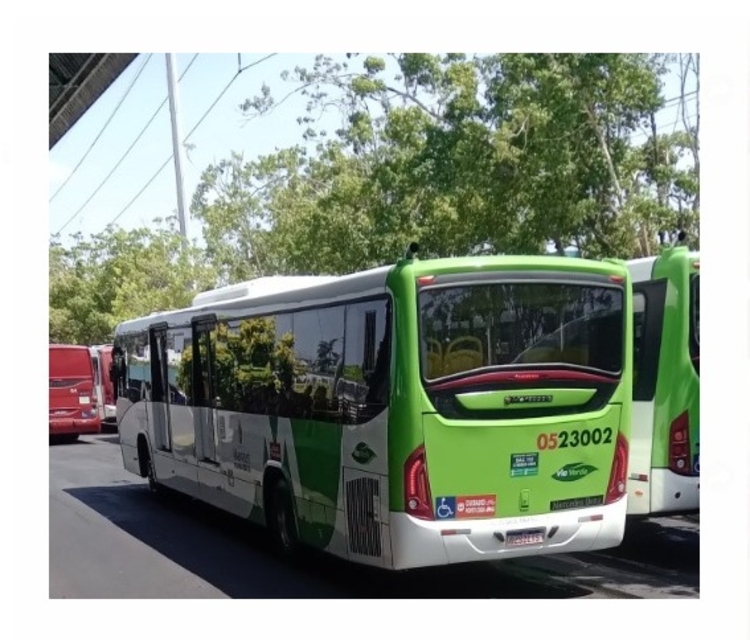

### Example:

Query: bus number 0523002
xmin=537 ymin=428 xmax=613 ymax=450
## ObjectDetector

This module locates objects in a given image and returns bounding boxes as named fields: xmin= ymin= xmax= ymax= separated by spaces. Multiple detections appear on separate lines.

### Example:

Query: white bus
xmin=112 ymin=252 xmax=633 ymax=569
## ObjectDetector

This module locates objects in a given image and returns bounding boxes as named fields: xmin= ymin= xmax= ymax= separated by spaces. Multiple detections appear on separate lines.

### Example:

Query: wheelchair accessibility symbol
xmin=436 ymin=496 xmax=456 ymax=520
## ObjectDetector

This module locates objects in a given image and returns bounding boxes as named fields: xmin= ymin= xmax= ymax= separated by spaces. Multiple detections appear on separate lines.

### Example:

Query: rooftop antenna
xmin=404 ymin=242 xmax=419 ymax=260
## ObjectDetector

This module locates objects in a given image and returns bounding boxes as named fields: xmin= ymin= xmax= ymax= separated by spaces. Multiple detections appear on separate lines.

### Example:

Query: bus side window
xmin=632 ymin=281 xmax=666 ymax=402
xmin=341 ymin=298 xmax=391 ymax=423
xmin=632 ymin=292 xmax=646 ymax=389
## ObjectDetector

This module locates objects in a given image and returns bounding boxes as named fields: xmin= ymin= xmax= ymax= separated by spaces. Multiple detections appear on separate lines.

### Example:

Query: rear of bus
xmin=49 ymin=345 xmax=102 ymax=439
xmin=387 ymin=256 xmax=631 ymax=569
xmin=89 ymin=346 xmax=106 ymax=422
xmin=630 ymin=249 xmax=699 ymax=515
xmin=95 ymin=345 xmax=117 ymax=426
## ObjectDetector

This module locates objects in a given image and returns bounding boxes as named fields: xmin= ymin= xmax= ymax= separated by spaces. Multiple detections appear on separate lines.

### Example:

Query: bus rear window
xmin=419 ymin=282 xmax=623 ymax=380
xmin=49 ymin=348 xmax=93 ymax=379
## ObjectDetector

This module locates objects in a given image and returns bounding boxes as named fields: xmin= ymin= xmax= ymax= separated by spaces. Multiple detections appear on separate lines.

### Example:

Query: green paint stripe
xmin=456 ymin=388 xmax=596 ymax=410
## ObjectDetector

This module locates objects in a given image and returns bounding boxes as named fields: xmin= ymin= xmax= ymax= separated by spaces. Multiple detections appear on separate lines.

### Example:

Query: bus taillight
xmin=605 ymin=433 xmax=628 ymax=504
xmin=404 ymin=445 xmax=434 ymax=520
xmin=669 ymin=411 xmax=691 ymax=475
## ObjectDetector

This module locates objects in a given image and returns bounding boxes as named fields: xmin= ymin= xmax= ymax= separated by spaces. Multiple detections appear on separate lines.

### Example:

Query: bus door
xmin=192 ymin=317 xmax=219 ymax=464
xmin=148 ymin=324 xmax=172 ymax=452
xmin=89 ymin=349 xmax=105 ymax=421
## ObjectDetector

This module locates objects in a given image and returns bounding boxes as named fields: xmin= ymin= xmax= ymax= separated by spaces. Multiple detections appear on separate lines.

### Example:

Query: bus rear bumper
xmin=650 ymin=468 xmax=699 ymax=514
xmin=49 ymin=418 xmax=101 ymax=435
xmin=389 ymin=498 xmax=627 ymax=570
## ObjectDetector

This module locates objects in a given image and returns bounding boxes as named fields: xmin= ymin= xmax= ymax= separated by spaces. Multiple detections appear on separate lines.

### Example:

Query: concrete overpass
xmin=49 ymin=54 xmax=138 ymax=149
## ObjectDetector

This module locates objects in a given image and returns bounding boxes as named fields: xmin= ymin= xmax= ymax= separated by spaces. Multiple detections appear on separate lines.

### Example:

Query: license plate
xmin=506 ymin=527 xmax=545 ymax=547
xmin=79 ymin=396 xmax=90 ymax=405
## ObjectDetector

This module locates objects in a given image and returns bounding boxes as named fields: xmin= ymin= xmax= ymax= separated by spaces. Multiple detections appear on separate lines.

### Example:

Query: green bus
xmin=112 ymin=248 xmax=633 ymax=569
xmin=626 ymin=247 xmax=699 ymax=516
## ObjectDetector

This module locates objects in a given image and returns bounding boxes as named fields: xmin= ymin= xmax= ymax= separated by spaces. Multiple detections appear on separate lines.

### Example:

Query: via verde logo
xmin=552 ymin=462 xmax=597 ymax=482
xmin=352 ymin=442 xmax=376 ymax=465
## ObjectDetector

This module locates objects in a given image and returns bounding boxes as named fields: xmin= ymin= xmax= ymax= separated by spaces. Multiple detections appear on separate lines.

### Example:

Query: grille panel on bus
xmin=346 ymin=477 xmax=381 ymax=557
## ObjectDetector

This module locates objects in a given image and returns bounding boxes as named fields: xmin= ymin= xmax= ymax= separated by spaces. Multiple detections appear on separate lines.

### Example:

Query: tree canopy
xmin=50 ymin=53 xmax=699 ymax=346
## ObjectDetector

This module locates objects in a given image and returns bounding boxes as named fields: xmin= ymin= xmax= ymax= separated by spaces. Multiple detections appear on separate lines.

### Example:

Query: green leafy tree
xmin=49 ymin=216 xmax=217 ymax=345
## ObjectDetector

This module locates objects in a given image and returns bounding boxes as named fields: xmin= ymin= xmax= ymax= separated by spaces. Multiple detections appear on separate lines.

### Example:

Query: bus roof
xmin=627 ymin=247 xmax=699 ymax=282
xmin=626 ymin=256 xmax=657 ymax=282
xmin=408 ymin=254 xmax=628 ymax=277
xmin=49 ymin=343 xmax=90 ymax=351
xmin=190 ymin=275 xmax=339 ymax=307
xmin=115 ymin=265 xmax=393 ymax=335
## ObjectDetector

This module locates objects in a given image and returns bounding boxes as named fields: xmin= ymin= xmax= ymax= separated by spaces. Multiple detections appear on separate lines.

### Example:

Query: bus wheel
xmin=138 ymin=437 xmax=160 ymax=495
xmin=270 ymin=477 xmax=299 ymax=557
xmin=146 ymin=455 xmax=159 ymax=493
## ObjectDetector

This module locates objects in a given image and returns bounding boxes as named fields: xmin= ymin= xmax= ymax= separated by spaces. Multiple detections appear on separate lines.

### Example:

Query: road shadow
xmin=579 ymin=516 xmax=699 ymax=588
xmin=49 ymin=437 xmax=94 ymax=446
xmin=92 ymin=435 xmax=121 ymax=445
xmin=64 ymin=484 xmax=593 ymax=599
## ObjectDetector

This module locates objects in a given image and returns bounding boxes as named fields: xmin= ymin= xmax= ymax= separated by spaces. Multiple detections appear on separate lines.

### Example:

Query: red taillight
xmin=605 ymin=432 xmax=628 ymax=504
xmin=669 ymin=411 xmax=692 ymax=475
xmin=514 ymin=372 xmax=540 ymax=381
xmin=417 ymin=276 xmax=436 ymax=285
xmin=609 ymin=275 xmax=625 ymax=284
xmin=404 ymin=445 xmax=434 ymax=520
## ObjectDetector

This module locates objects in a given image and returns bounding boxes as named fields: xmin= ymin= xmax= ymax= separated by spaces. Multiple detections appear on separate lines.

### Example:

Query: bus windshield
xmin=420 ymin=282 xmax=623 ymax=380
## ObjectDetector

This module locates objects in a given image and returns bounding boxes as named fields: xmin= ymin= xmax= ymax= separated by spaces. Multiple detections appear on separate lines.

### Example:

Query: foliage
xmin=191 ymin=52 xmax=698 ymax=278
xmin=51 ymin=53 xmax=699 ymax=345
xmin=49 ymin=217 xmax=216 ymax=345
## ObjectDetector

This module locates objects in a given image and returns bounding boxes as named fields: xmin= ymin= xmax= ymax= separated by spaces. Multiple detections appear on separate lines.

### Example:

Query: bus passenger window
xmin=340 ymin=299 xmax=391 ymax=423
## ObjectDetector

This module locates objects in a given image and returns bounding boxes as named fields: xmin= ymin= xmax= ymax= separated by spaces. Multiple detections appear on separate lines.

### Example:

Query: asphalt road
xmin=49 ymin=433 xmax=699 ymax=599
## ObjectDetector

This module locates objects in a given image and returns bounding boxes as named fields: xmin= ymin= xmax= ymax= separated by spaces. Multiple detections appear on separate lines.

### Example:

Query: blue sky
xmin=48 ymin=53 xmax=698 ymax=247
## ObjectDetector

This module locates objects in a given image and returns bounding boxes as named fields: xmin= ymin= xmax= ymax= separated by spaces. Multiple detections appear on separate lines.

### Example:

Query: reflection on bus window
xmin=420 ymin=283 xmax=623 ymax=379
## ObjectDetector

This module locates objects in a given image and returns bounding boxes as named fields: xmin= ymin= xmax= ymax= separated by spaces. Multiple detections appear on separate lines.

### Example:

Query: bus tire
xmin=269 ymin=477 xmax=299 ymax=558
xmin=137 ymin=435 xmax=160 ymax=495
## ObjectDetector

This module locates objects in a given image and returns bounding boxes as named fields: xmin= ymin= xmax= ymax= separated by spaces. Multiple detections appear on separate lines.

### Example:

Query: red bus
xmin=49 ymin=344 xmax=101 ymax=442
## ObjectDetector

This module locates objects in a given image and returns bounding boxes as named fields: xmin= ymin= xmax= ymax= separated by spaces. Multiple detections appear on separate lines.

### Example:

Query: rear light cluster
xmin=669 ymin=411 xmax=692 ymax=476
xmin=404 ymin=445 xmax=434 ymax=520
xmin=605 ymin=432 xmax=629 ymax=504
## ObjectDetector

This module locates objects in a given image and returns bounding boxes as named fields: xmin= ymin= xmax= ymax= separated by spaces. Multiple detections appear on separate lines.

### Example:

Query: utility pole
xmin=166 ymin=53 xmax=188 ymax=248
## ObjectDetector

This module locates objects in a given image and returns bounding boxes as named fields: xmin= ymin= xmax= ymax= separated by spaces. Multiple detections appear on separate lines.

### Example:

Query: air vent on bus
xmin=345 ymin=476 xmax=382 ymax=557
xmin=191 ymin=275 xmax=339 ymax=307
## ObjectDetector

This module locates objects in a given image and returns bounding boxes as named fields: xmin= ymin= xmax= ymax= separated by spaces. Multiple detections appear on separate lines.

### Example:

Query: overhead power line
xmin=106 ymin=54 xmax=277 ymax=229
xmin=55 ymin=53 xmax=200 ymax=236
xmin=58 ymin=54 xmax=693 ymax=236
xmin=49 ymin=53 xmax=154 ymax=204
